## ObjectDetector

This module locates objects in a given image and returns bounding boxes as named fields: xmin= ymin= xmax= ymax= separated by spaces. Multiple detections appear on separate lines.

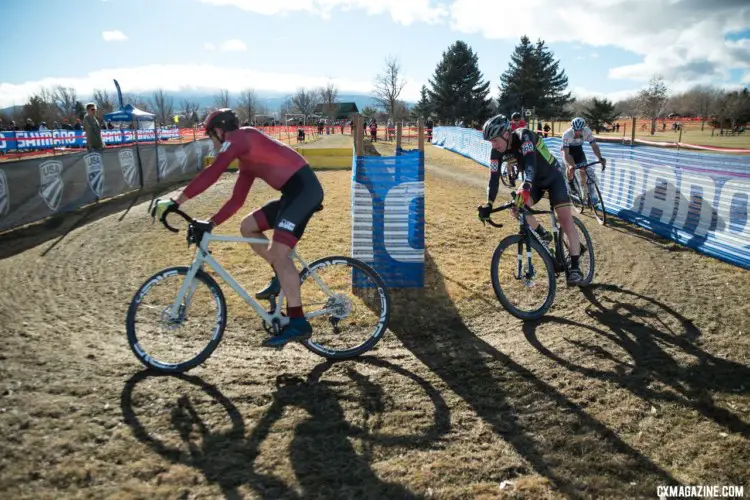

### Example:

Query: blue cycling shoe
xmin=262 ymin=318 xmax=313 ymax=348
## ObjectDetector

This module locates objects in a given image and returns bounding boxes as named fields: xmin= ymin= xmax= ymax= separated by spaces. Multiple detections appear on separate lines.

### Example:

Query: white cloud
xmin=198 ymin=0 xmax=447 ymax=25
xmin=590 ymin=52 xmax=599 ymax=59
xmin=0 ymin=64 xmax=423 ymax=108
xmin=220 ymin=39 xmax=247 ymax=51
xmin=448 ymin=0 xmax=750 ymax=87
xmin=102 ymin=30 xmax=128 ymax=42
xmin=204 ymin=42 xmax=216 ymax=50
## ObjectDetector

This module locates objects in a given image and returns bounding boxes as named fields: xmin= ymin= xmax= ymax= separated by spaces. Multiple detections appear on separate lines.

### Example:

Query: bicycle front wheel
xmin=589 ymin=179 xmax=607 ymax=225
xmin=298 ymin=256 xmax=391 ymax=360
xmin=491 ymin=235 xmax=556 ymax=321
xmin=571 ymin=174 xmax=585 ymax=214
xmin=126 ymin=266 xmax=227 ymax=373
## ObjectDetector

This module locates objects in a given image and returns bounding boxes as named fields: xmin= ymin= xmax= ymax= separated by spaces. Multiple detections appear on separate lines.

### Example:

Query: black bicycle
xmin=500 ymin=155 xmax=521 ymax=188
xmin=569 ymin=160 xmax=607 ymax=225
xmin=481 ymin=194 xmax=595 ymax=321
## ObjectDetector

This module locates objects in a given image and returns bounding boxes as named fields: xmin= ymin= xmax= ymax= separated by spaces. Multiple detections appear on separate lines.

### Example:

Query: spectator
xmin=24 ymin=118 xmax=36 ymax=131
xmin=74 ymin=119 xmax=83 ymax=130
xmin=39 ymin=122 xmax=49 ymax=131
xmin=543 ymin=123 xmax=551 ymax=138
xmin=370 ymin=118 xmax=377 ymax=142
xmin=52 ymin=121 xmax=60 ymax=130
xmin=83 ymin=102 xmax=104 ymax=150
xmin=61 ymin=118 xmax=73 ymax=130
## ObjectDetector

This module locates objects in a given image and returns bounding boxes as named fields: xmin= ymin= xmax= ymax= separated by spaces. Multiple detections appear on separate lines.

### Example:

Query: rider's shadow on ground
xmin=522 ymin=283 xmax=750 ymax=439
xmin=383 ymin=250 xmax=678 ymax=499
xmin=121 ymin=358 xmax=448 ymax=499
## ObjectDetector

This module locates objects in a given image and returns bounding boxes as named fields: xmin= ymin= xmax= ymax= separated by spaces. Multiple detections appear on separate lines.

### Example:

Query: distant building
xmin=313 ymin=102 xmax=360 ymax=120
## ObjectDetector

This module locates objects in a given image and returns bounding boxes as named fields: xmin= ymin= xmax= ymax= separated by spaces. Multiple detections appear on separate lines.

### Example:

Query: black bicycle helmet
xmin=482 ymin=114 xmax=510 ymax=141
xmin=511 ymin=112 xmax=521 ymax=121
xmin=204 ymin=108 xmax=240 ymax=139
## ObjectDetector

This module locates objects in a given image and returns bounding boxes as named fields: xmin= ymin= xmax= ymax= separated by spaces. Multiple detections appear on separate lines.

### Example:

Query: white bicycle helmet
xmin=571 ymin=117 xmax=586 ymax=131
xmin=482 ymin=114 xmax=510 ymax=141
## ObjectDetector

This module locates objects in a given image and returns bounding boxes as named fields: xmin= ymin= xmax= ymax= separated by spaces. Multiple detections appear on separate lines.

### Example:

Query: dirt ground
xmin=0 ymin=134 xmax=748 ymax=499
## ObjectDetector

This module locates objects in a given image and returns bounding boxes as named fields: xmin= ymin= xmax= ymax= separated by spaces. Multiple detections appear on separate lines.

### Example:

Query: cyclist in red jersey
xmin=151 ymin=108 xmax=324 ymax=347
xmin=510 ymin=112 xmax=526 ymax=131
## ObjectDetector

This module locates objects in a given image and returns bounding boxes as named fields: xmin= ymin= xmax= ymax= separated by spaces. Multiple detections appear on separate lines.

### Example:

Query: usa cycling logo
xmin=84 ymin=152 xmax=104 ymax=197
xmin=39 ymin=159 xmax=64 ymax=211
xmin=0 ymin=169 xmax=9 ymax=217
xmin=118 ymin=149 xmax=138 ymax=187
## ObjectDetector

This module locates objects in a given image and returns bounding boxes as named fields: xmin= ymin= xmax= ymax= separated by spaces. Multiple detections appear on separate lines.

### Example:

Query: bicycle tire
xmin=562 ymin=217 xmax=596 ymax=286
xmin=500 ymin=162 xmax=512 ymax=187
xmin=126 ymin=266 xmax=227 ymax=373
xmin=299 ymin=256 xmax=391 ymax=360
xmin=571 ymin=174 xmax=585 ymax=214
xmin=589 ymin=179 xmax=607 ymax=225
xmin=490 ymin=235 xmax=556 ymax=321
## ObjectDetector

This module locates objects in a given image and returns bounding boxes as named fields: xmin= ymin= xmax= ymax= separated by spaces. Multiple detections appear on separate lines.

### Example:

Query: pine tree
xmin=427 ymin=41 xmax=492 ymax=126
xmin=583 ymin=98 xmax=618 ymax=133
xmin=498 ymin=36 xmax=573 ymax=120
xmin=411 ymin=85 xmax=433 ymax=120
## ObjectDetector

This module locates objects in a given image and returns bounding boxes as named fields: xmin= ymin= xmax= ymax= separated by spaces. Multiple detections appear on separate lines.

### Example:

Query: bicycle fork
xmin=516 ymin=231 xmax=537 ymax=286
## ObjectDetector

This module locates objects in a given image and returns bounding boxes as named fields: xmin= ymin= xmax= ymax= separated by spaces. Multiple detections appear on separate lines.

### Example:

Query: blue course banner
xmin=432 ymin=126 xmax=750 ymax=270
xmin=352 ymin=148 xmax=425 ymax=288
xmin=0 ymin=128 xmax=181 ymax=152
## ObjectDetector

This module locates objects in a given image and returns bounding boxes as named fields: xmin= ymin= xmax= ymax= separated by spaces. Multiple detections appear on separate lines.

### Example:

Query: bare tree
xmin=126 ymin=94 xmax=150 ymax=111
xmin=614 ymin=96 xmax=640 ymax=119
xmin=24 ymin=88 xmax=56 ymax=126
xmin=180 ymin=99 xmax=201 ymax=125
xmin=150 ymin=89 xmax=174 ymax=125
xmin=637 ymin=75 xmax=669 ymax=134
xmin=565 ymin=97 xmax=594 ymax=120
xmin=53 ymin=85 xmax=78 ymax=120
xmin=237 ymin=88 xmax=258 ymax=124
xmin=291 ymin=88 xmax=320 ymax=118
xmin=279 ymin=97 xmax=294 ymax=117
xmin=318 ymin=81 xmax=339 ymax=120
xmin=93 ymin=89 xmax=115 ymax=115
xmin=371 ymin=55 xmax=407 ymax=122
xmin=392 ymin=100 xmax=410 ymax=122
xmin=214 ymin=89 xmax=231 ymax=108
xmin=683 ymin=85 xmax=723 ymax=130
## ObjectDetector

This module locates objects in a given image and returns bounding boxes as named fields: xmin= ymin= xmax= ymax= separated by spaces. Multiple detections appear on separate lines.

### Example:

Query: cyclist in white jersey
xmin=561 ymin=117 xmax=606 ymax=197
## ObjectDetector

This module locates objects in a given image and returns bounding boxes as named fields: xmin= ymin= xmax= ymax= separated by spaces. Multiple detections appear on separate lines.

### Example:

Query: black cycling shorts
xmin=530 ymin=161 xmax=572 ymax=208
xmin=252 ymin=164 xmax=324 ymax=248
xmin=566 ymin=146 xmax=587 ymax=165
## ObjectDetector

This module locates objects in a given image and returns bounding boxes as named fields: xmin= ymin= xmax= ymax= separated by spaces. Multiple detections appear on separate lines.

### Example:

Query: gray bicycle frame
xmin=168 ymin=232 xmax=336 ymax=326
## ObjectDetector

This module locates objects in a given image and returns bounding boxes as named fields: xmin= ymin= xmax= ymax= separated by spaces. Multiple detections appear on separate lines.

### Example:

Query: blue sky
xmin=0 ymin=0 xmax=748 ymax=108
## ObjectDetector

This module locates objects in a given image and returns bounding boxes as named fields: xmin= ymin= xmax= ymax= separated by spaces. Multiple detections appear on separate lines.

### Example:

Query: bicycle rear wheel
xmin=491 ymin=235 xmax=556 ymax=321
xmin=298 ymin=256 xmax=391 ymax=360
xmin=126 ymin=266 xmax=227 ymax=373
xmin=561 ymin=217 xmax=595 ymax=286
xmin=588 ymin=179 xmax=607 ymax=225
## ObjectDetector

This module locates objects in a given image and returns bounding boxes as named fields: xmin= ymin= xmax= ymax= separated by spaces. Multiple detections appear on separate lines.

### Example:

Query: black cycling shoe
xmin=566 ymin=266 xmax=584 ymax=286
xmin=255 ymin=276 xmax=280 ymax=300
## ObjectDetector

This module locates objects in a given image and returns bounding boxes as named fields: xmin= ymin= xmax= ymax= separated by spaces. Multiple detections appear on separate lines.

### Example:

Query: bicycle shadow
xmin=121 ymin=358 xmax=448 ymax=499
xmin=522 ymin=283 xmax=750 ymax=438
xmin=383 ymin=250 xmax=678 ymax=498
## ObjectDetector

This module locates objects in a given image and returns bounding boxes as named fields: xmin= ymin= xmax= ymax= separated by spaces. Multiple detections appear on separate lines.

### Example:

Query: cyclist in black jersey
xmin=478 ymin=114 xmax=584 ymax=285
